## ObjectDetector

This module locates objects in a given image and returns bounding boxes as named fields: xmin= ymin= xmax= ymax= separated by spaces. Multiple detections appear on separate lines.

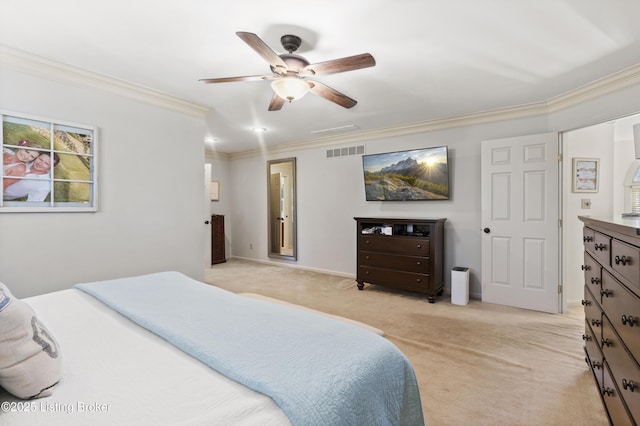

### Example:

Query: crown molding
xmin=0 ymin=45 xmax=209 ymax=118
xmin=227 ymin=102 xmax=550 ymax=160
xmin=205 ymin=150 xmax=231 ymax=161
xmin=546 ymin=62 xmax=640 ymax=112
xmin=227 ymin=62 xmax=640 ymax=159
xmin=3 ymin=43 xmax=639 ymax=156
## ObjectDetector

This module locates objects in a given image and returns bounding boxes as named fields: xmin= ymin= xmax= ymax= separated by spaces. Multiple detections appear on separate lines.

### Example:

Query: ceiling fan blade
xmin=308 ymin=81 xmax=357 ymax=109
xmin=268 ymin=93 xmax=285 ymax=111
xmin=236 ymin=32 xmax=288 ymax=74
xmin=199 ymin=75 xmax=276 ymax=84
xmin=301 ymin=53 xmax=376 ymax=76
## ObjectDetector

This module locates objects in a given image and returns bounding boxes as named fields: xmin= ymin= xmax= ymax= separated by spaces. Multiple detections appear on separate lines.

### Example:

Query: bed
xmin=0 ymin=271 xmax=424 ymax=425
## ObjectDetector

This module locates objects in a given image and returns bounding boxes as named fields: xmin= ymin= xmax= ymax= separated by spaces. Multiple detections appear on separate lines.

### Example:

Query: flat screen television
xmin=362 ymin=146 xmax=449 ymax=201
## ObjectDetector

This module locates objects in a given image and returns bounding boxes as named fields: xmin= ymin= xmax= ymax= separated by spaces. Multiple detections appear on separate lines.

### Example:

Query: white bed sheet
xmin=0 ymin=289 xmax=291 ymax=426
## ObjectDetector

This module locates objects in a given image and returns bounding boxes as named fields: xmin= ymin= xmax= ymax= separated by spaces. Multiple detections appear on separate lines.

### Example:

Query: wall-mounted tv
xmin=362 ymin=146 xmax=449 ymax=201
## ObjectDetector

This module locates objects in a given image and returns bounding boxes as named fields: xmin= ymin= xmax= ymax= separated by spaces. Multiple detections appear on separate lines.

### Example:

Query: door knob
xmin=483 ymin=228 xmax=490 ymax=234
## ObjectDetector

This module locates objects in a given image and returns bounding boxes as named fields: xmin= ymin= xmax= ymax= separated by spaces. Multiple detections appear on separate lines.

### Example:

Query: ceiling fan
xmin=199 ymin=32 xmax=376 ymax=111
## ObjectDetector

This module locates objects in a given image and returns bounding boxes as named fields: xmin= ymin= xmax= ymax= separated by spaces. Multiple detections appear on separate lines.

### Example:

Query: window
xmin=1 ymin=111 xmax=97 ymax=212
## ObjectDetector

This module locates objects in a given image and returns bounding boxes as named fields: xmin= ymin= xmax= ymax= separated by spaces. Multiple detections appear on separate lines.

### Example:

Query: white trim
xmin=0 ymin=45 xmax=209 ymax=119
xmin=228 ymin=62 xmax=640 ymax=159
xmin=3 ymin=44 xmax=640 ymax=157
xmin=228 ymin=256 xmax=356 ymax=279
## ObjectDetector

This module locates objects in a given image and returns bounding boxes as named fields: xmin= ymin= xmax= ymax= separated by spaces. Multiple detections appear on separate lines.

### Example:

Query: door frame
xmin=480 ymin=132 xmax=562 ymax=313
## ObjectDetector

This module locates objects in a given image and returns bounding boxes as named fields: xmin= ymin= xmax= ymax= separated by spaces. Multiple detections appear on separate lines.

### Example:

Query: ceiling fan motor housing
xmin=271 ymin=54 xmax=309 ymax=74
xmin=281 ymin=34 xmax=302 ymax=53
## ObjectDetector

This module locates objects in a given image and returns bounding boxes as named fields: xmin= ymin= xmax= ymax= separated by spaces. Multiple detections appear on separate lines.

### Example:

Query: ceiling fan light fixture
xmin=271 ymin=77 xmax=310 ymax=102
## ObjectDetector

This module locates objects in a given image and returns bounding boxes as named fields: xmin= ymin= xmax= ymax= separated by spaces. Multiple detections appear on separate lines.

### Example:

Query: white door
xmin=481 ymin=133 xmax=560 ymax=313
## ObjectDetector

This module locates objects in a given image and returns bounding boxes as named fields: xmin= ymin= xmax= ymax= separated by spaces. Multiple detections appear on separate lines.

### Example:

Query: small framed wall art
xmin=572 ymin=158 xmax=599 ymax=193
xmin=210 ymin=180 xmax=220 ymax=201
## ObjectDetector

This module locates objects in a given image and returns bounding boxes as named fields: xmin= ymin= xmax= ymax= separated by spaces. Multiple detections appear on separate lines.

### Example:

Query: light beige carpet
xmin=204 ymin=259 xmax=608 ymax=426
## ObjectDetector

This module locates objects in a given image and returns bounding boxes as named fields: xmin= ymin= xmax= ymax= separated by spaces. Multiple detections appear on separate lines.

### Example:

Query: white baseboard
xmin=228 ymin=256 xmax=357 ymax=280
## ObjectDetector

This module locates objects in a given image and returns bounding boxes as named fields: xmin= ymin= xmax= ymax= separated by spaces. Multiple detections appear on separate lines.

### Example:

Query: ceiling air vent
xmin=326 ymin=145 xmax=365 ymax=159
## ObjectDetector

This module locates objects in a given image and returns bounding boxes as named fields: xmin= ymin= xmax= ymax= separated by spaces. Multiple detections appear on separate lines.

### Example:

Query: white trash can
xmin=451 ymin=267 xmax=470 ymax=305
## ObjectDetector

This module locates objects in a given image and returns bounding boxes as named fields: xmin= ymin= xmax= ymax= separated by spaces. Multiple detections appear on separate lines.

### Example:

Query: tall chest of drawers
xmin=579 ymin=216 xmax=640 ymax=425
xmin=354 ymin=217 xmax=446 ymax=303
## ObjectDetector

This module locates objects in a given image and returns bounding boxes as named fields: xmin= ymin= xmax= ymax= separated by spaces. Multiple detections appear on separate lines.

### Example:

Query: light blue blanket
xmin=74 ymin=271 xmax=424 ymax=426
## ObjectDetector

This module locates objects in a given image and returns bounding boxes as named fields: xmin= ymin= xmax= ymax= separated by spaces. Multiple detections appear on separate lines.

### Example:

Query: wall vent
xmin=326 ymin=145 xmax=365 ymax=159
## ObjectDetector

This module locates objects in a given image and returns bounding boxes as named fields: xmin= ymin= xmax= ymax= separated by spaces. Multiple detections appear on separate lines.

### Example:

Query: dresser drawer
xmin=358 ymin=266 xmax=429 ymax=293
xmin=601 ymin=269 xmax=640 ymax=360
xmin=593 ymin=231 xmax=612 ymax=266
xmin=612 ymin=239 xmax=640 ymax=295
xmin=358 ymin=236 xmax=429 ymax=256
xmin=583 ymin=285 xmax=602 ymax=324
xmin=602 ymin=317 xmax=640 ymax=421
xmin=583 ymin=227 xmax=596 ymax=251
xmin=359 ymin=251 xmax=429 ymax=273
xmin=583 ymin=252 xmax=602 ymax=295
xmin=603 ymin=361 xmax=635 ymax=426
xmin=584 ymin=320 xmax=604 ymax=383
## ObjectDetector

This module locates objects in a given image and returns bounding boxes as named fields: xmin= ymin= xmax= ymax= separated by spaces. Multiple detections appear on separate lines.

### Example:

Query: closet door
xmin=481 ymin=132 xmax=560 ymax=313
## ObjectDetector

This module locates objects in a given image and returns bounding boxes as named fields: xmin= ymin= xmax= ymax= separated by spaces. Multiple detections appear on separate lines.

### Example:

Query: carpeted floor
xmin=204 ymin=258 xmax=609 ymax=426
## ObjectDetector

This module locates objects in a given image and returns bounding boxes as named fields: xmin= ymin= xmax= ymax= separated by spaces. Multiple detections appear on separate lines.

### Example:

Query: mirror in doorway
xmin=267 ymin=157 xmax=297 ymax=260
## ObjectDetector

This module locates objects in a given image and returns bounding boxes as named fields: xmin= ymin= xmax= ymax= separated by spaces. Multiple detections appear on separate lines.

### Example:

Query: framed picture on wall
xmin=1 ymin=110 xmax=97 ymax=212
xmin=210 ymin=180 xmax=220 ymax=201
xmin=572 ymin=158 xmax=599 ymax=193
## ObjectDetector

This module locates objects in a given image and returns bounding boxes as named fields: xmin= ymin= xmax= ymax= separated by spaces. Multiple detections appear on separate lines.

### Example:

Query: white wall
xmin=562 ymin=124 xmax=615 ymax=305
xmin=561 ymin=115 xmax=640 ymax=305
xmin=0 ymin=66 xmax=207 ymax=298
xmin=223 ymin=85 xmax=640 ymax=302
xmin=226 ymin=114 xmax=552 ymax=298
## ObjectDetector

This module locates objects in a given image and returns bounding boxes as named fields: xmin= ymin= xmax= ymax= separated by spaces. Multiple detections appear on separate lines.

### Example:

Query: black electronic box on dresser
xmin=354 ymin=217 xmax=446 ymax=303
xmin=580 ymin=216 xmax=640 ymax=426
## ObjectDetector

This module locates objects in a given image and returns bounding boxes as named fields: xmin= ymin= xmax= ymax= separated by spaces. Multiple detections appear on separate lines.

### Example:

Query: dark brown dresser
xmin=580 ymin=216 xmax=640 ymax=425
xmin=354 ymin=217 xmax=445 ymax=303
xmin=211 ymin=214 xmax=226 ymax=265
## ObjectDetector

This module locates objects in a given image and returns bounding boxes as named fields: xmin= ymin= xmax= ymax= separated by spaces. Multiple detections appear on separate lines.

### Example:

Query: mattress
xmin=0 ymin=288 xmax=291 ymax=425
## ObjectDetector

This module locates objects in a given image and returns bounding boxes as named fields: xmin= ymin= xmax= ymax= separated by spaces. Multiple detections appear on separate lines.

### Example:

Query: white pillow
xmin=0 ymin=282 xmax=62 ymax=399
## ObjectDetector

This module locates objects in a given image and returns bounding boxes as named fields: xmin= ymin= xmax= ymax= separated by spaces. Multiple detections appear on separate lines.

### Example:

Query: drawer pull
xmin=601 ymin=387 xmax=614 ymax=397
xmin=614 ymin=255 xmax=631 ymax=266
xmin=416 ymin=244 xmax=422 ymax=249
xmin=416 ymin=261 xmax=421 ymax=266
xmin=594 ymin=243 xmax=607 ymax=251
xmin=583 ymin=236 xmax=594 ymax=242
xmin=581 ymin=299 xmax=591 ymax=306
xmin=581 ymin=264 xmax=591 ymax=271
xmin=600 ymin=289 xmax=612 ymax=298
xmin=601 ymin=338 xmax=613 ymax=348
xmin=365 ymin=255 xmax=370 ymax=260
xmin=415 ymin=278 xmax=421 ymax=283
xmin=365 ymin=240 xmax=371 ymax=245
xmin=590 ymin=277 xmax=600 ymax=285
xmin=622 ymin=379 xmax=637 ymax=392
xmin=591 ymin=319 xmax=601 ymax=327
xmin=582 ymin=334 xmax=591 ymax=341
xmin=592 ymin=361 xmax=602 ymax=370
xmin=621 ymin=315 xmax=637 ymax=327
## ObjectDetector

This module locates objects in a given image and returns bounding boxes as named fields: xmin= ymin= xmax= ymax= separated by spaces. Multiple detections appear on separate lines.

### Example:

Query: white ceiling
xmin=2 ymin=0 xmax=640 ymax=153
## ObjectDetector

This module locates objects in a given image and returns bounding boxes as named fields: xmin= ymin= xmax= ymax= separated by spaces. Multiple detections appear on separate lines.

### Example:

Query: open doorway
xmin=561 ymin=113 xmax=640 ymax=307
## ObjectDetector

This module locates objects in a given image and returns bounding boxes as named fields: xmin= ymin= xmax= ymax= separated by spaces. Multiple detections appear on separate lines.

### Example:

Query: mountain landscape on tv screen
xmin=364 ymin=156 xmax=449 ymax=201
